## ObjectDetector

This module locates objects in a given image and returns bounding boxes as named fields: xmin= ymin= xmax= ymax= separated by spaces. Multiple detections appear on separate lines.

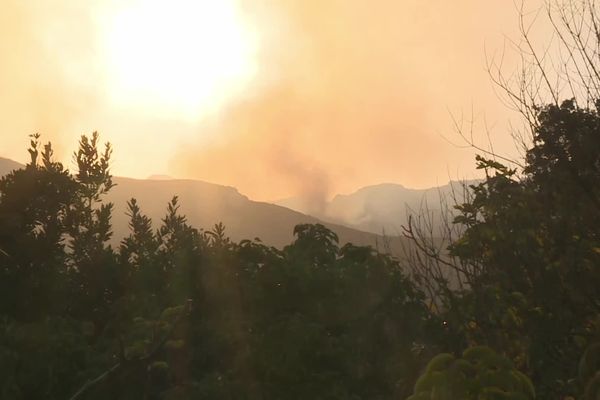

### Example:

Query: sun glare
xmin=101 ymin=0 xmax=258 ymax=120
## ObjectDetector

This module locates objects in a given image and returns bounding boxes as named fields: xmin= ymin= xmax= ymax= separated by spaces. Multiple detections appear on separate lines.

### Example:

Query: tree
xmin=403 ymin=101 xmax=599 ymax=398
xmin=578 ymin=340 xmax=600 ymax=400
xmin=120 ymin=198 xmax=161 ymax=312
xmin=156 ymin=196 xmax=206 ymax=305
xmin=407 ymin=346 xmax=535 ymax=400
xmin=65 ymin=132 xmax=121 ymax=328
xmin=402 ymin=2 xmax=600 ymax=397
xmin=0 ymin=134 xmax=77 ymax=319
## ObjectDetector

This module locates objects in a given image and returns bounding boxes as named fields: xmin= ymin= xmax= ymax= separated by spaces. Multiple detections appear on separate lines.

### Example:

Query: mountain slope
xmin=0 ymin=158 xmax=410 ymax=254
xmin=0 ymin=157 xmax=24 ymax=177
xmin=109 ymin=177 xmax=405 ymax=251
xmin=276 ymin=181 xmax=476 ymax=235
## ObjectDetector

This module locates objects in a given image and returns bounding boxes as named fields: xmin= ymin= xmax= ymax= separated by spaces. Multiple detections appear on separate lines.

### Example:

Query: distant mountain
xmin=275 ymin=181 xmax=477 ymax=235
xmin=0 ymin=158 xmax=412 ymax=255
xmin=0 ymin=157 xmax=24 ymax=176
xmin=109 ymin=177 xmax=409 ymax=251
xmin=147 ymin=174 xmax=174 ymax=180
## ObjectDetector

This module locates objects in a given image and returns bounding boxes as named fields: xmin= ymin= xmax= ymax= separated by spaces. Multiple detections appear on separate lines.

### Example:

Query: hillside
xmin=0 ymin=157 xmax=24 ymax=177
xmin=276 ymin=181 xmax=476 ymax=235
xmin=108 ymin=177 xmax=400 ymax=251
xmin=0 ymin=158 xmax=411 ymax=255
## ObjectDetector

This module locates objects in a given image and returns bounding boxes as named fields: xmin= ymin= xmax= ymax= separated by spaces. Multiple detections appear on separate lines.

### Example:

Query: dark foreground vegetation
xmin=0 ymin=99 xmax=599 ymax=400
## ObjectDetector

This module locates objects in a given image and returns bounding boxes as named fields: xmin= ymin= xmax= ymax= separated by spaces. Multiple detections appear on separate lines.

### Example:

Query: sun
xmin=100 ymin=0 xmax=258 ymax=120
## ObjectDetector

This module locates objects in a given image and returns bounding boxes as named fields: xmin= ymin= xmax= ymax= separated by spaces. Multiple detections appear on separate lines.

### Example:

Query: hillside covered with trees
xmin=0 ymin=157 xmax=412 ymax=252
xmin=2 ymin=1 xmax=600 ymax=399
xmin=0 ymin=97 xmax=599 ymax=399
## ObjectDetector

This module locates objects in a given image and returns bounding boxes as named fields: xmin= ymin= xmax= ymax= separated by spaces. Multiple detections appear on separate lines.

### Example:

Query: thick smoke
xmin=0 ymin=1 xmax=103 ymax=162
xmin=1 ymin=0 xmax=533 ymax=204
xmin=173 ymin=0 xmax=521 ymax=207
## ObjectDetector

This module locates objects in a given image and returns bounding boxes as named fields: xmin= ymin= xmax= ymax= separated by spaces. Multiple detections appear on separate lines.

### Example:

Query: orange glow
xmin=0 ymin=0 xmax=546 ymax=202
xmin=100 ymin=0 xmax=258 ymax=120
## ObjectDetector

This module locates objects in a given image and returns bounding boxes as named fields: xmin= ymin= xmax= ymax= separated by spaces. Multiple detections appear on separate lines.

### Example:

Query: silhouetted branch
xmin=68 ymin=300 xmax=192 ymax=400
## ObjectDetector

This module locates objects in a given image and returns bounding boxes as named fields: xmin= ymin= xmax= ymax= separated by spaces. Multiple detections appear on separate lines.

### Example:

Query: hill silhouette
xmin=0 ymin=157 xmax=24 ymax=177
xmin=0 ymin=157 xmax=411 ymax=254
xmin=277 ymin=181 xmax=477 ymax=235
xmin=108 ymin=176 xmax=400 ymax=251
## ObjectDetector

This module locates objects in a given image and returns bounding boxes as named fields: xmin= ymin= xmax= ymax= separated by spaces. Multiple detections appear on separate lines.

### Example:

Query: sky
xmin=0 ymin=0 xmax=547 ymax=206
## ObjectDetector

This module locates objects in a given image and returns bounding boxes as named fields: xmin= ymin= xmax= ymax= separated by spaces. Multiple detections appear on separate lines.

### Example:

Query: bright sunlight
xmin=101 ymin=0 xmax=258 ymax=120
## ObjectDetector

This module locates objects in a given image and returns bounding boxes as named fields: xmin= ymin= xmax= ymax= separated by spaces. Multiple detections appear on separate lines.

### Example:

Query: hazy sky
xmin=0 ymin=0 xmax=545 ymax=204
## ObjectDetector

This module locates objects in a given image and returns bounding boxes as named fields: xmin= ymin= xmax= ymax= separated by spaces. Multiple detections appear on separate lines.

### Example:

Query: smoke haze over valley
xmin=1 ymin=2 xmax=599 ymax=399
xmin=0 ymin=0 xmax=546 ymax=204
xmin=1 ymin=156 xmax=455 ymax=253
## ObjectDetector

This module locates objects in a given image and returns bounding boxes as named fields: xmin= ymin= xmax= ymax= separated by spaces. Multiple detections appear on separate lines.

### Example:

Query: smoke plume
xmin=0 ymin=0 xmax=534 ymax=205
xmin=0 ymin=1 xmax=103 ymax=162
xmin=173 ymin=0 xmax=520 ymax=207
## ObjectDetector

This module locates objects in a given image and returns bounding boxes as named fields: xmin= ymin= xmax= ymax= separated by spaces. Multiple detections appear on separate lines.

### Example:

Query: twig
xmin=68 ymin=302 xmax=191 ymax=400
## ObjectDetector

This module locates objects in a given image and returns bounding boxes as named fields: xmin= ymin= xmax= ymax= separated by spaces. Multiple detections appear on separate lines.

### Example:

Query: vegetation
xmin=407 ymin=346 xmax=535 ymax=400
xmin=0 ymin=97 xmax=598 ymax=399
xmin=1 ymin=2 xmax=600 ymax=398
xmin=0 ymin=133 xmax=443 ymax=399
xmin=403 ymin=100 xmax=600 ymax=400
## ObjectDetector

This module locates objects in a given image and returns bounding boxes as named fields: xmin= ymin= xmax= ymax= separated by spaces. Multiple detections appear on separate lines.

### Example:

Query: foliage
xmin=407 ymin=346 xmax=535 ymax=400
xmin=579 ymin=341 xmax=600 ymax=400
xmin=0 ymin=133 xmax=440 ymax=399
xmin=1 ymin=97 xmax=599 ymax=399
xmin=418 ymin=100 xmax=600 ymax=399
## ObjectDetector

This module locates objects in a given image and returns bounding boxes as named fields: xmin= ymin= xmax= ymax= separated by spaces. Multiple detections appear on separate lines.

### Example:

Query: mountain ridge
xmin=0 ymin=157 xmax=412 ymax=254
xmin=0 ymin=157 xmax=24 ymax=177
xmin=275 ymin=180 xmax=478 ymax=235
